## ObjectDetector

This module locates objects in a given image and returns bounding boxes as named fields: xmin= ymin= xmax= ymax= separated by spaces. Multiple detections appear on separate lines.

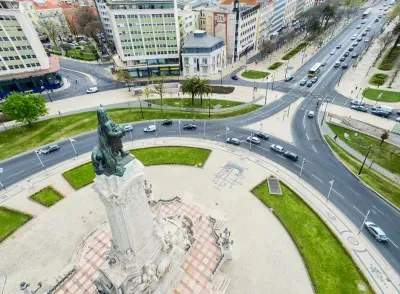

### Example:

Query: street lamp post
xmin=0 ymin=167 xmax=5 ymax=190
xmin=358 ymin=209 xmax=370 ymax=235
xmin=343 ymin=90 xmax=353 ymax=107
xmin=264 ymin=76 xmax=268 ymax=105
xmin=208 ymin=96 xmax=211 ymax=118
xmin=284 ymin=59 xmax=290 ymax=79
xmin=374 ymin=93 xmax=382 ymax=106
xmin=34 ymin=150 xmax=45 ymax=170
xmin=358 ymin=145 xmax=372 ymax=175
xmin=356 ymin=87 xmax=363 ymax=99
xmin=338 ymin=68 xmax=344 ymax=85
xmin=320 ymin=99 xmax=329 ymax=126
xmin=219 ymin=69 xmax=223 ymax=86
xmin=179 ymin=120 xmax=182 ymax=139
xmin=203 ymin=121 xmax=206 ymax=140
xmin=299 ymin=158 xmax=305 ymax=178
xmin=69 ymin=138 xmax=77 ymax=156
xmin=154 ymin=121 xmax=158 ymax=138
xmin=271 ymin=73 xmax=275 ymax=90
xmin=326 ymin=180 xmax=334 ymax=203
xmin=138 ymin=96 xmax=144 ymax=119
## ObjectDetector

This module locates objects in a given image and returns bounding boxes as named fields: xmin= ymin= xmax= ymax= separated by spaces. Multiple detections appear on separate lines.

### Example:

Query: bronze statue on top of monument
xmin=91 ymin=107 xmax=134 ymax=177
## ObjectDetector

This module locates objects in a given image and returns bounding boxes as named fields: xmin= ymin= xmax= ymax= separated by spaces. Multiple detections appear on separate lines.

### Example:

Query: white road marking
xmin=332 ymin=188 xmax=345 ymax=199
xmin=306 ymin=133 xmax=310 ymax=140
xmin=312 ymin=174 xmax=324 ymax=183
xmin=312 ymin=145 xmax=318 ymax=153
xmin=388 ymin=239 xmax=399 ymax=249
xmin=353 ymin=205 xmax=365 ymax=217
xmin=348 ymin=187 xmax=361 ymax=196
xmin=293 ymin=163 xmax=301 ymax=168
xmin=6 ymin=170 xmax=25 ymax=179
xmin=372 ymin=205 xmax=385 ymax=216
xmin=240 ymin=102 xmax=286 ymax=123
xmin=215 ymin=131 xmax=233 ymax=137
xmin=277 ymin=154 xmax=286 ymax=159
xmin=303 ymin=109 xmax=307 ymax=129
xmin=371 ymin=209 xmax=377 ymax=214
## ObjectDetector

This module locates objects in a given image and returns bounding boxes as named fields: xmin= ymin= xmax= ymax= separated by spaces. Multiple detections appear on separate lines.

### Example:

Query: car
xmin=342 ymin=64 xmax=348 ymax=69
xmin=352 ymin=42 xmax=358 ymax=47
xmin=356 ymin=25 xmax=361 ymax=29
xmin=364 ymin=38 xmax=370 ymax=43
xmin=372 ymin=110 xmax=389 ymax=118
xmin=330 ymin=50 xmax=336 ymax=55
xmin=361 ymin=19 xmax=366 ymax=24
xmin=308 ymin=111 xmax=315 ymax=118
xmin=396 ymin=117 xmax=400 ymax=122
xmin=378 ymin=14 xmax=383 ymax=18
xmin=357 ymin=36 xmax=363 ymax=41
xmin=231 ymin=75 xmax=238 ymax=80
xmin=307 ymin=81 xmax=313 ymax=87
xmin=379 ymin=6 xmax=383 ymax=10
xmin=375 ymin=18 xmax=379 ymax=22
xmin=322 ymin=60 xmax=328 ymax=66
xmin=396 ymin=110 xmax=400 ymax=115
xmin=183 ymin=124 xmax=196 ymax=130
xmin=350 ymin=105 xmax=368 ymax=112
xmin=352 ymin=52 xmax=358 ymax=58
xmin=362 ymin=31 xmax=367 ymax=36
xmin=366 ymin=26 xmax=372 ymax=31
xmin=383 ymin=2 xmax=387 ymax=6
xmin=270 ymin=144 xmax=285 ymax=153
xmin=351 ymin=35 xmax=357 ymax=40
xmin=283 ymin=151 xmax=298 ymax=161
xmin=124 ymin=125 xmax=133 ymax=132
xmin=41 ymin=145 xmax=60 ymax=154
xmin=349 ymin=47 xmax=354 ymax=52
xmin=246 ymin=136 xmax=261 ymax=144
xmin=86 ymin=87 xmax=98 ymax=94
xmin=300 ymin=79 xmax=307 ymax=86
xmin=162 ymin=119 xmax=173 ymax=126
xmin=340 ymin=56 xmax=346 ymax=61
xmin=334 ymin=62 xmax=341 ymax=68
xmin=285 ymin=76 xmax=294 ymax=82
xmin=364 ymin=222 xmax=388 ymax=241
xmin=311 ymin=77 xmax=318 ymax=83
xmin=144 ymin=124 xmax=157 ymax=132
xmin=344 ymin=51 xmax=349 ymax=57
xmin=255 ymin=132 xmax=269 ymax=140
xmin=351 ymin=99 xmax=364 ymax=106
xmin=226 ymin=137 xmax=240 ymax=145
xmin=336 ymin=44 xmax=342 ymax=49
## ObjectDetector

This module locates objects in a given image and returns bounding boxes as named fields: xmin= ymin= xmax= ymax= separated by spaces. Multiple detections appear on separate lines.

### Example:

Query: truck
xmin=373 ymin=105 xmax=394 ymax=114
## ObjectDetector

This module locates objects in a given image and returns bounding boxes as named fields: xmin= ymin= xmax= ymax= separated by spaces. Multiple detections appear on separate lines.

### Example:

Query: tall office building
xmin=106 ymin=0 xmax=181 ymax=77
xmin=0 ymin=0 xmax=61 ymax=98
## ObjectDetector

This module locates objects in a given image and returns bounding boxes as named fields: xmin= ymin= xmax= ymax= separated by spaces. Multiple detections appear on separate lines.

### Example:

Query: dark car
xmin=231 ymin=75 xmax=238 ymax=80
xmin=255 ymin=132 xmax=269 ymax=140
xmin=226 ymin=137 xmax=240 ymax=145
xmin=352 ymin=42 xmax=358 ymax=47
xmin=183 ymin=123 xmax=197 ymax=130
xmin=283 ymin=151 xmax=298 ymax=161
xmin=285 ymin=76 xmax=294 ymax=82
xmin=342 ymin=64 xmax=348 ymax=69
xmin=344 ymin=51 xmax=350 ymax=57
xmin=300 ymin=79 xmax=307 ymax=86
xmin=41 ymin=144 xmax=60 ymax=154
xmin=352 ymin=52 xmax=358 ymax=58
xmin=349 ymin=47 xmax=354 ymax=52
xmin=375 ymin=18 xmax=379 ymax=22
xmin=362 ymin=31 xmax=367 ymax=36
xmin=307 ymin=81 xmax=313 ymax=87
xmin=350 ymin=105 xmax=368 ymax=112
xmin=372 ymin=110 xmax=389 ymax=118
xmin=162 ymin=119 xmax=173 ymax=126
xmin=336 ymin=44 xmax=342 ymax=49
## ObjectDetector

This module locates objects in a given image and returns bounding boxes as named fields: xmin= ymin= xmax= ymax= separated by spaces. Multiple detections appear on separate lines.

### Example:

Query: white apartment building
xmin=283 ymin=0 xmax=297 ymax=27
xmin=107 ymin=0 xmax=180 ymax=77
xmin=256 ymin=0 xmax=273 ymax=49
xmin=182 ymin=30 xmax=225 ymax=76
xmin=178 ymin=9 xmax=200 ymax=46
xmin=0 ymin=0 xmax=61 ymax=98
xmin=270 ymin=0 xmax=285 ymax=36
xmin=304 ymin=0 xmax=315 ymax=10
xmin=94 ymin=0 xmax=114 ymax=45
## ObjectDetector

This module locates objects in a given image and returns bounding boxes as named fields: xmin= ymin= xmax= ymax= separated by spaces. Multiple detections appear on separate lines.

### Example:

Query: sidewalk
xmin=321 ymin=113 xmax=400 ymax=184
xmin=0 ymin=138 xmax=398 ymax=294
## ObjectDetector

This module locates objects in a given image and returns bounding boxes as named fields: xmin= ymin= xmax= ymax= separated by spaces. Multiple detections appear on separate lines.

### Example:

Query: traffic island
xmin=29 ymin=186 xmax=64 ymax=208
xmin=241 ymin=70 xmax=270 ymax=79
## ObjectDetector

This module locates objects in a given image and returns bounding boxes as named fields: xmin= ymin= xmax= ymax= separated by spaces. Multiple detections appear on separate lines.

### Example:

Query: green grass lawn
xmin=378 ymin=47 xmax=400 ymax=71
xmin=268 ymin=62 xmax=283 ymax=70
xmin=325 ymin=136 xmax=400 ymax=208
xmin=29 ymin=186 xmax=64 ymax=207
xmin=368 ymin=73 xmax=388 ymax=86
xmin=209 ymin=86 xmax=235 ymax=94
xmin=0 ymin=207 xmax=32 ymax=243
xmin=252 ymin=181 xmax=372 ymax=294
xmin=63 ymin=147 xmax=211 ymax=189
xmin=282 ymin=42 xmax=308 ymax=60
xmin=241 ymin=70 xmax=270 ymax=79
xmin=146 ymin=98 xmax=244 ymax=109
xmin=66 ymin=47 xmax=97 ymax=61
xmin=362 ymin=88 xmax=400 ymax=102
xmin=0 ymin=106 xmax=260 ymax=161
xmin=328 ymin=123 xmax=400 ymax=176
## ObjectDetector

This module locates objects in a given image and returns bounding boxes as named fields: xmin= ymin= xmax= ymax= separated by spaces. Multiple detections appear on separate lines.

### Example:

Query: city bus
xmin=308 ymin=63 xmax=323 ymax=77
xmin=362 ymin=8 xmax=372 ymax=18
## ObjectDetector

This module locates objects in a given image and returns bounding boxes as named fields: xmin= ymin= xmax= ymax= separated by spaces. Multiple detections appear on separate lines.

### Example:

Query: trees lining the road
xmin=38 ymin=20 xmax=61 ymax=47
xmin=1 ymin=93 xmax=48 ymax=125
xmin=116 ymin=70 xmax=134 ymax=91
xmin=181 ymin=77 xmax=212 ymax=105
xmin=151 ymin=73 xmax=167 ymax=110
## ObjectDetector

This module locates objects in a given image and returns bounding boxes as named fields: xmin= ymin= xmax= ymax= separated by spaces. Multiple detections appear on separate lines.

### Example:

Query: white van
xmin=144 ymin=124 xmax=157 ymax=132
xmin=374 ymin=105 xmax=393 ymax=114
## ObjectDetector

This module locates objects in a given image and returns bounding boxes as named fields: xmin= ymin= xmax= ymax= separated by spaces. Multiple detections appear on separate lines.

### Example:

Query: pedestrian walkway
xmin=321 ymin=118 xmax=400 ymax=184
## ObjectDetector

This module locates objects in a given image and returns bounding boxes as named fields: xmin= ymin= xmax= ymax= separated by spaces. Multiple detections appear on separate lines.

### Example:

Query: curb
xmin=317 ymin=110 xmax=400 ymax=213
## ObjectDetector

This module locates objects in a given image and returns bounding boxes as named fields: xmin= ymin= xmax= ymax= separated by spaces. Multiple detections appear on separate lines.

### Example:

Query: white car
xmin=124 ymin=125 xmax=133 ymax=132
xmin=226 ymin=138 xmax=240 ymax=145
xmin=86 ymin=87 xmax=98 ymax=94
xmin=364 ymin=38 xmax=370 ymax=43
xmin=308 ymin=111 xmax=315 ymax=118
xmin=330 ymin=50 xmax=336 ymax=55
xmin=144 ymin=125 xmax=157 ymax=132
xmin=366 ymin=26 xmax=372 ymax=31
xmin=364 ymin=222 xmax=388 ymax=241
xmin=246 ymin=136 xmax=261 ymax=144
xmin=270 ymin=144 xmax=285 ymax=153
xmin=396 ymin=117 xmax=400 ymax=122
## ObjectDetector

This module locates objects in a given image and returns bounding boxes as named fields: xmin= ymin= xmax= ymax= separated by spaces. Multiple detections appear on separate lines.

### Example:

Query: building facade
xmin=0 ymin=0 xmax=61 ymax=98
xmin=283 ymin=0 xmax=297 ymax=27
xmin=178 ymin=9 xmax=200 ymax=46
xmin=270 ymin=0 xmax=285 ymax=36
xmin=94 ymin=0 xmax=114 ymax=46
xmin=255 ymin=0 xmax=273 ymax=48
xmin=182 ymin=30 xmax=225 ymax=76
xmin=107 ymin=0 xmax=180 ymax=77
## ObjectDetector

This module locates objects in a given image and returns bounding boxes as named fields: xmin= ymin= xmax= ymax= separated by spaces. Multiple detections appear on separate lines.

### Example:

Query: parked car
xmin=362 ymin=31 xmax=367 ymax=36
xmin=375 ymin=18 xmax=379 ymax=22
xmin=356 ymin=25 xmax=361 ymax=29
xmin=336 ymin=44 xmax=342 ymax=49
xmin=357 ymin=36 xmax=363 ymax=41
xmin=231 ymin=75 xmax=238 ymax=80
xmin=307 ymin=81 xmax=313 ymax=87
xmin=361 ymin=19 xmax=366 ymax=24
xmin=255 ymin=132 xmax=269 ymax=140
xmin=350 ymin=99 xmax=365 ymax=106
xmin=41 ymin=144 xmax=60 ymax=154
xmin=372 ymin=110 xmax=390 ymax=118
xmin=308 ymin=111 xmax=315 ymax=118
xmin=300 ymin=79 xmax=307 ymax=86
xmin=334 ymin=62 xmax=341 ymax=68
xmin=144 ymin=125 xmax=157 ymax=132
xmin=162 ymin=119 xmax=173 ymax=126
xmin=344 ymin=51 xmax=350 ymax=56
xmin=352 ymin=52 xmax=359 ymax=58
xmin=285 ymin=76 xmax=294 ymax=82
xmin=373 ymin=105 xmax=393 ymax=113
xmin=246 ymin=136 xmax=261 ymax=144
xmin=86 ymin=87 xmax=98 ymax=94
xmin=283 ymin=151 xmax=298 ymax=161
xmin=226 ymin=137 xmax=240 ymax=145
xmin=364 ymin=38 xmax=370 ymax=43
xmin=351 ymin=35 xmax=357 ymax=40
xmin=183 ymin=124 xmax=197 ymax=130
xmin=322 ymin=60 xmax=328 ymax=66
xmin=349 ymin=47 xmax=354 ymax=52
xmin=342 ymin=64 xmax=348 ymax=69
xmin=270 ymin=144 xmax=285 ymax=153
xmin=366 ymin=26 xmax=372 ymax=31
xmin=396 ymin=110 xmax=400 ymax=115
xmin=350 ymin=105 xmax=368 ymax=112
xmin=352 ymin=42 xmax=358 ymax=47
xmin=124 ymin=125 xmax=133 ymax=132
xmin=330 ymin=50 xmax=336 ymax=55
xmin=364 ymin=222 xmax=388 ymax=241
xmin=340 ymin=56 xmax=346 ymax=61
xmin=311 ymin=77 xmax=318 ymax=83
xmin=396 ymin=117 xmax=400 ymax=122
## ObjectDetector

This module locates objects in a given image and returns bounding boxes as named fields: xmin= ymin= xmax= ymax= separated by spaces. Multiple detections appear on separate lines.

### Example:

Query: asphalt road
xmin=1 ymin=1 xmax=400 ymax=275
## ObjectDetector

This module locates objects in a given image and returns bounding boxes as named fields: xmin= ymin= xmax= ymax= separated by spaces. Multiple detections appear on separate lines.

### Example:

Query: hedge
xmin=209 ymin=85 xmax=235 ymax=94
xmin=282 ymin=42 xmax=308 ymax=60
